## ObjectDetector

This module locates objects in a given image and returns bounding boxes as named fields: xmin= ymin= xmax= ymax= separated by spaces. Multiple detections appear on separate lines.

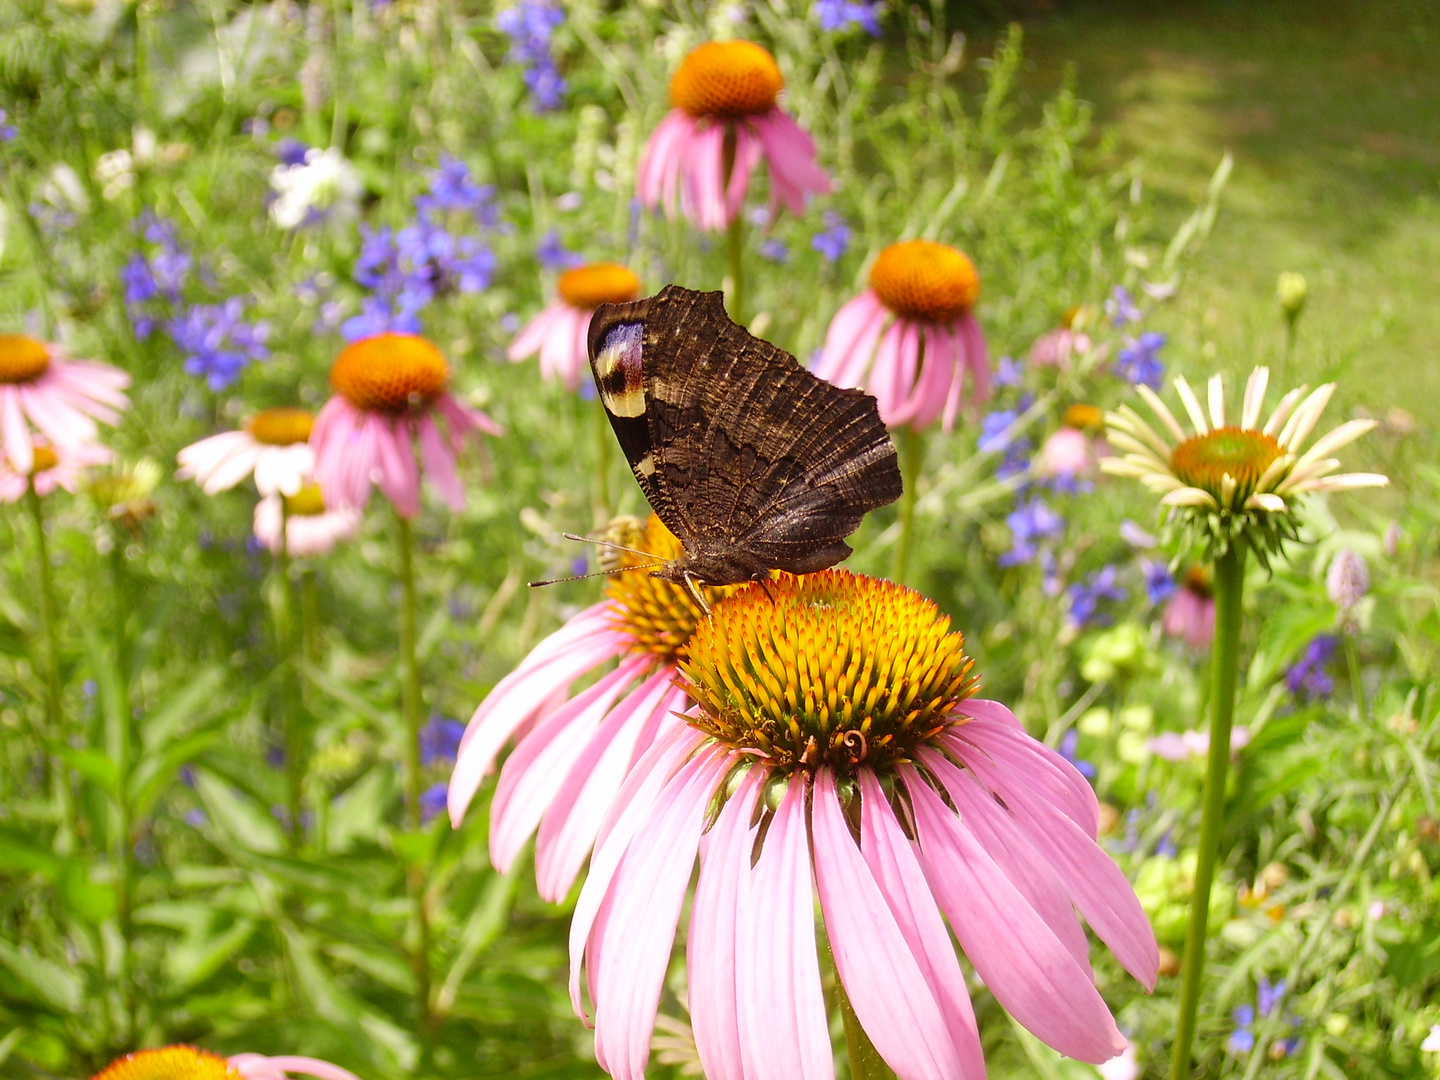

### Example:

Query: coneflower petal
xmin=1241 ymin=366 xmax=1269 ymax=430
xmin=1207 ymin=372 xmax=1226 ymax=430
xmin=814 ymin=770 xmax=963 ymax=1080
xmin=1173 ymin=376 xmax=1209 ymax=436
xmin=1291 ymin=419 xmax=1378 ymax=471
xmin=1261 ymin=385 xmax=1307 ymax=437
xmin=1133 ymin=385 xmax=1187 ymax=444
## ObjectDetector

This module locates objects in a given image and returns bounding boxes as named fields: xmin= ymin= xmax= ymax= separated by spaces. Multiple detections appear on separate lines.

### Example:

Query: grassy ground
xmin=968 ymin=0 xmax=1440 ymax=437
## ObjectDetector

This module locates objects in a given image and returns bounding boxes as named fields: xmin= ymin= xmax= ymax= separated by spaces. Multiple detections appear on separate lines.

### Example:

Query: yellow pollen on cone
xmin=557 ymin=263 xmax=643 ymax=310
xmin=0 ymin=334 xmax=52 ymax=384
xmin=330 ymin=334 xmax=449 ymax=413
xmin=868 ymin=239 xmax=981 ymax=323
xmin=30 ymin=445 xmax=60 ymax=474
xmin=604 ymin=515 xmax=733 ymax=663
xmin=669 ymin=40 xmax=784 ymax=119
xmin=91 ymin=1046 xmax=237 ymax=1080
xmin=246 ymin=406 xmax=315 ymax=445
xmin=1170 ymin=426 xmax=1283 ymax=505
xmin=1063 ymin=403 xmax=1105 ymax=432
xmin=680 ymin=570 xmax=978 ymax=775
xmin=283 ymin=481 xmax=327 ymax=516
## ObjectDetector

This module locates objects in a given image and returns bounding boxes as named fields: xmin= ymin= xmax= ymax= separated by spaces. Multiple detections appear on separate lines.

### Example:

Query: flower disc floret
xmin=557 ymin=262 xmax=642 ymax=310
xmin=283 ymin=481 xmax=327 ymax=516
xmin=246 ymin=407 xmax=315 ymax=445
xmin=680 ymin=570 xmax=977 ymax=774
xmin=1064 ymin=403 xmax=1105 ymax=432
xmin=0 ymin=334 xmax=51 ymax=383
xmin=669 ymin=40 xmax=784 ymax=118
xmin=868 ymin=239 xmax=980 ymax=322
xmin=330 ymin=333 xmax=449 ymax=412
xmin=29 ymin=445 xmax=59 ymax=474
xmin=92 ymin=1047 xmax=236 ymax=1080
xmin=1170 ymin=427 xmax=1283 ymax=505
xmin=604 ymin=516 xmax=731 ymax=662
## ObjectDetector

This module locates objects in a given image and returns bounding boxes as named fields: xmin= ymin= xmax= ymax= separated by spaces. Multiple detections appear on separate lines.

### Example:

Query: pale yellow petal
xmin=1174 ymin=376 xmax=1210 ymax=435
xmin=1133 ymin=386 xmax=1188 ymax=443
xmin=1100 ymin=457 xmax=1153 ymax=479
xmin=1296 ymin=472 xmax=1390 ymax=493
xmin=1208 ymin=373 xmax=1227 ymax=429
xmin=1291 ymin=418 xmax=1377 ymax=471
xmin=1241 ymin=367 xmax=1269 ymax=430
xmin=1262 ymin=385 xmax=1307 ymax=437
xmin=1115 ymin=403 xmax=1177 ymax=459
xmin=1106 ymin=430 xmax=1168 ymax=466
xmin=1254 ymin=452 xmax=1296 ymax=494
xmin=1246 ymin=492 xmax=1287 ymax=512
xmin=1279 ymin=383 xmax=1335 ymax=452
xmin=1162 ymin=486 xmax=1218 ymax=508
xmin=1220 ymin=473 xmax=1238 ymax=508
xmin=1276 ymin=457 xmax=1339 ymax=493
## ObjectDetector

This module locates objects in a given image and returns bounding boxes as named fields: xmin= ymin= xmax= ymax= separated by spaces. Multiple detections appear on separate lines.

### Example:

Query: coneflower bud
xmin=1325 ymin=547 xmax=1368 ymax=611
xmin=1276 ymin=272 xmax=1308 ymax=320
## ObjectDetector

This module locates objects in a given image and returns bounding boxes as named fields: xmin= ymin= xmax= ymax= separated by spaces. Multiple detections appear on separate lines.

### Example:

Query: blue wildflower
xmin=811 ymin=211 xmax=851 ymax=262
xmin=1059 ymin=729 xmax=1097 ymax=781
xmin=1154 ymin=829 xmax=1178 ymax=858
xmin=1228 ymin=1005 xmax=1256 ymax=1054
xmin=273 ymin=137 xmax=311 ymax=166
xmin=420 ymin=782 xmax=449 ymax=824
xmin=1106 ymin=284 xmax=1141 ymax=327
xmin=536 ymin=228 xmax=584 ymax=270
xmin=759 ymin=237 xmax=789 ymax=263
xmin=0 ymin=109 xmax=17 ymax=142
xmin=341 ymin=296 xmax=424 ymax=341
xmin=816 ymin=0 xmax=884 ymax=36
xmin=1257 ymin=976 xmax=1286 ymax=1018
xmin=184 ymin=808 xmax=207 ymax=828
xmin=169 ymin=298 xmax=272 ymax=391
xmin=497 ymin=1 xmax=567 ymax=113
xmin=999 ymin=497 xmax=1065 ymax=566
xmin=1140 ymin=558 xmax=1177 ymax=606
xmin=978 ymin=408 xmax=1020 ymax=453
xmin=416 ymin=154 xmax=497 ymax=225
xmin=994 ymin=355 xmax=1024 ymax=387
xmin=1286 ymin=635 xmax=1338 ymax=700
xmin=1115 ymin=332 xmax=1166 ymax=389
xmin=420 ymin=715 xmax=466 ymax=766
xmin=1068 ymin=565 xmax=1127 ymax=627
xmin=123 ymin=212 xmax=193 ymax=340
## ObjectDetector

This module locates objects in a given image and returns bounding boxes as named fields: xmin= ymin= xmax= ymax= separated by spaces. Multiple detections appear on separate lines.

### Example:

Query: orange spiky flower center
xmin=246 ymin=407 xmax=315 ymax=445
xmin=680 ymin=570 xmax=978 ymax=776
xmin=669 ymin=40 xmax=784 ymax=119
xmin=558 ymin=263 xmax=643 ymax=310
xmin=1170 ymin=427 xmax=1284 ymax=504
xmin=603 ymin=515 xmax=733 ymax=664
xmin=330 ymin=334 xmax=449 ymax=413
xmin=1063 ymin=403 xmax=1105 ymax=432
xmin=283 ymin=481 xmax=327 ymax=516
xmin=29 ymin=445 xmax=60 ymax=474
xmin=91 ymin=1046 xmax=237 ymax=1080
xmin=868 ymin=240 xmax=981 ymax=323
xmin=0 ymin=334 xmax=52 ymax=383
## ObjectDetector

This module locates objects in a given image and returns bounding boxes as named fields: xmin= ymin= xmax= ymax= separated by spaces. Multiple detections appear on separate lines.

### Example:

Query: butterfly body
xmin=588 ymin=285 xmax=902 ymax=588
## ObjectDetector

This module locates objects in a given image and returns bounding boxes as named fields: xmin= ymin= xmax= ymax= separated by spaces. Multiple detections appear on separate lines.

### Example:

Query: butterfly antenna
xmin=561 ymin=532 xmax=663 ymax=561
xmin=529 ymin=562 xmax=665 ymax=588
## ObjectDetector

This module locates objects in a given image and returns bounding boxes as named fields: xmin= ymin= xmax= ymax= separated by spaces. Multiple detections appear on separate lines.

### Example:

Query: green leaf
xmin=0 ymin=940 xmax=82 ymax=1013
xmin=162 ymin=916 xmax=256 ymax=994
xmin=1248 ymin=604 xmax=1334 ymax=689
xmin=129 ymin=726 xmax=226 ymax=819
xmin=47 ymin=743 xmax=119 ymax=795
xmin=195 ymin=770 xmax=285 ymax=854
xmin=0 ymin=827 xmax=59 ymax=876
xmin=327 ymin=765 xmax=397 ymax=854
xmin=57 ymin=859 xmax=116 ymax=924
xmin=139 ymin=665 xmax=227 ymax=753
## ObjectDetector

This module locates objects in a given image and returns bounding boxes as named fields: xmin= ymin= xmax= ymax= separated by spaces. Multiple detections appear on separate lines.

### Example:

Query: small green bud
xmin=1276 ymin=272 xmax=1308 ymax=318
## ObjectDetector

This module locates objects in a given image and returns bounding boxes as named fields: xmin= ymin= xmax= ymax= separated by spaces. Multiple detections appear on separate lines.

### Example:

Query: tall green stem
xmin=27 ymin=487 xmax=74 ymax=853
xmin=396 ymin=514 xmax=434 ymax=1058
xmin=726 ymin=213 xmax=745 ymax=325
xmin=108 ymin=527 xmax=137 ymax=1042
xmin=823 ymin=932 xmax=893 ymax=1080
xmin=1169 ymin=542 xmax=1246 ymax=1080
xmin=591 ymin=398 xmax=613 ymax=529
xmin=275 ymin=501 xmax=305 ymax=848
xmin=890 ymin=426 xmax=924 ymax=584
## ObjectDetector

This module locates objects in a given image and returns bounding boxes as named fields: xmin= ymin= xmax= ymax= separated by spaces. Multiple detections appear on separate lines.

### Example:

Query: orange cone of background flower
xmin=637 ymin=41 xmax=830 ymax=232
xmin=813 ymin=239 xmax=990 ymax=432
xmin=508 ymin=263 xmax=643 ymax=391
xmin=0 ymin=333 xmax=129 ymax=474
xmin=91 ymin=1045 xmax=360 ymax=1080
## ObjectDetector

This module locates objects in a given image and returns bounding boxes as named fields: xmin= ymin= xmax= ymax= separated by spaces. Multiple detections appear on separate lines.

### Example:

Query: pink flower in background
xmin=92 ymin=1046 xmax=360 ymax=1080
xmin=1036 ymin=403 xmax=1109 ymax=482
xmin=253 ymin=482 xmax=362 ymax=557
xmin=638 ymin=40 xmax=830 ymax=232
xmin=508 ymin=263 xmax=642 ymax=391
xmin=448 ymin=517 xmax=715 ymax=903
xmin=569 ymin=572 xmax=1157 ymax=1080
xmin=1163 ymin=567 xmax=1216 ymax=649
xmin=0 ymin=333 xmax=129 ymax=474
xmin=813 ymin=239 xmax=990 ymax=432
xmin=229 ymin=1054 xmax=361 ymax=1080
xmin=1029 ymin=324 xmax=1093 ymax=370
xmin=1148 ymin=726 xmax=1250 ymax=762
xmin=177 ymin=407 xmax=315 ymax=496
xmin=311 ymin=333 xmax=502 ymax=519
xmin=0 ymin=439 xmax=110 ymax=503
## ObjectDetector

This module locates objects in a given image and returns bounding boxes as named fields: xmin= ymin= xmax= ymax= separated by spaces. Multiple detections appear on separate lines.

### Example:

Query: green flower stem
xmin=727 ymin=212 xmax=745 ymax=325
xmin=1344 ymin=634 xmax=1368 ymax=723
xmin=592 ymin=397 xmax=613 ymax=528
xmin=27 ymin=486 xmax=75 ymax=853
xmin=1169 ymin=542 xmax=1246 ymax=1080
xmin=276 ymin=501 xmax=305 ymax=849
xmin=396 ymin=513 xmax=434 ymax=1054
xmin=890 ymin=425 xmax=924 ymax=584
xmin=108 ymin=526 xmax=138 ymax=1041
xmin=822 ymin=927 xmax=893 ymax=1080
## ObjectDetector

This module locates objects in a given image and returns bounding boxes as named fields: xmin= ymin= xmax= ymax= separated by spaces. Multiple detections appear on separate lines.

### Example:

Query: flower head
xmin=91 ymin=1047 xmax=359 ymax=1080
xmin=0 ymin=109 xmax=17 ymax=142
xmin=448 ymin=516 xmax=723 ymax=901
xmin=638 ymin=40 xmax=831 ymax=231
xmin=508 ymin=262 xmax=642 ymax=391
xmin=1101 ymin=367 xmax=1388 ymax=565
xmin=0 ymin=438 xmax=111 ymax=502
xmin=252 ymin=483 xmax=361 ymax=557
xmin=1286 ymin=634 xmax=1338 ymax=700
xmin=497 ymin=0 xmax=567 ymax=112
xmin=311 ymin=333 xmax=502 ymax=517
xmin=1114 ymin=332 xmax=1166 ymax=389
xmin=0 ymin=334 xmax=130 ymax=474
xmin=170 ymin=298 xmax=271 ymax=390
xmin=177 ymin=408 xmax=315 ymax=497
xmin=268 ymin=147 xmax=363 ymax=230
xmin=1325 ymin=547 xmax=1368 ymax=612
xmin=816 ymin=0 xmax=885 ymax=36
xmin=813 ymin=239 xmax=990 ymax=431
xmin=1068 ymin=565 xmax=1127 ymax=628
xmin=569 ymin=570 xmax=1156 ymax=1079
xmin=811 ymin=210 xmax=851 ymax=262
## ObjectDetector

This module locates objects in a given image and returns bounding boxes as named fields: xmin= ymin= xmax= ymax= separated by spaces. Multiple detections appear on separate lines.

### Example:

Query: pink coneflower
xmin=1029 ymin=310 xmax=1095 ymax=371
xmin=508 ymin=263 xmax=642 ymax=391
xmin=1163 ymin=566 xmax=1216 ymax=649
xmin=177 ymin=407 xmax=315 ymax=496
xmin=813 ymin=239 xmax=990 ymax=431
xmin=0 ymin=333 xmax=130 ymax=474
xmin=91 ymin=1045 xmax=360 ymax=1080
xmin=253 ymin=481 xmax=362 ymax=557
xmin=1036 ymin=403 xmax=1108 ymax=482
xmin=449 ymin=516 xmax=729 ymax=902
xmin=310 ymin=333 xmax=502 ymax=518
xmin=569 ymin=571 xmax=1158 ymax=1079
xmin=0 ymin=439 xmax=110 ymax=502
xmin=637 ymin=40 xmax=831 ymax=232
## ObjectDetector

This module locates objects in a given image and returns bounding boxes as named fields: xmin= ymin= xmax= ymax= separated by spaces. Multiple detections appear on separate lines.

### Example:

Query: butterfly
xmin=586 ymin=285 xmax=902 ymax=592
